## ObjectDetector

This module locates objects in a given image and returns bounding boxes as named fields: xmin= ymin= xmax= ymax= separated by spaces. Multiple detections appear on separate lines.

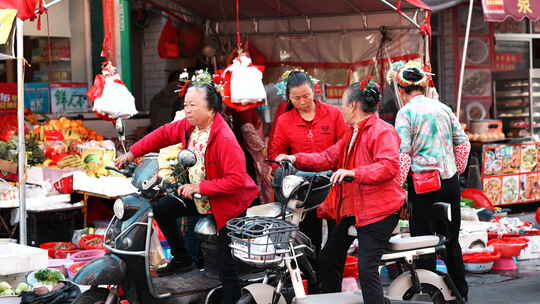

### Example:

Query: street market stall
xmin=453 ymin=1 xmax=540 ymax=206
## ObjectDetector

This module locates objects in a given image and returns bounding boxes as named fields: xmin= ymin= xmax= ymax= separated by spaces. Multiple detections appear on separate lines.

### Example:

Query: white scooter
xmin=227 ymin=161 xmax=465 ymax=304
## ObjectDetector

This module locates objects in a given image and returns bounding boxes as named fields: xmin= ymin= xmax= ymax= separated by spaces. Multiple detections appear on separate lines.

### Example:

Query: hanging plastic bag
xmin=88 ymin=62 xmax=137 ymax=119
xmin=158 ymin=18 xmax=180 ymax=59
xmin=223 ymin=54 xmax=267 ymax=106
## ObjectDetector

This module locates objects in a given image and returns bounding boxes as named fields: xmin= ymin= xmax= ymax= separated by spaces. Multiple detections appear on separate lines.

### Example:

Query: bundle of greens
xmin=34 ymin=269 xmax=65 ymax=284
xmin=0 ymin=136 xmax=45 ymax=166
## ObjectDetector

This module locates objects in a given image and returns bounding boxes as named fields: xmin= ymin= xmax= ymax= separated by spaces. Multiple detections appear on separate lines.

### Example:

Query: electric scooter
xmin=228 ymin=161 xmax=465 ymax=304
xmin=72 ymin=150 xmax=265 ymax=304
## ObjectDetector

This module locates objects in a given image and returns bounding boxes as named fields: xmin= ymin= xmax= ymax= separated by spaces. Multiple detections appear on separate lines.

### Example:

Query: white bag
xmin=225 ymin=54 xmax=267 ymax=105
xmin=92 ymin=65 xmax=138 ymax=119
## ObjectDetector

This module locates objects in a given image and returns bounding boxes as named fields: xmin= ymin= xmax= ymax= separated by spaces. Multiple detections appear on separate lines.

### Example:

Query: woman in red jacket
xmin=115 ymin=80 xmax=259 ymax=304
xmin=269 ymin=71 xmax=348 ymax=256
xmin=276 ymin=79 xmax=404 ymax=304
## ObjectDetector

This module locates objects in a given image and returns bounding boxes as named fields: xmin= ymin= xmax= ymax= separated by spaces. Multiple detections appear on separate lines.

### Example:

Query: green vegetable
xmin=0 ymin=289 xmax=14 ymax=296
xmin=15 ymin=282 xmax=31 ymax=295
xmin=34 ymin=269 xmax=65 ymax=283
xmin=84 ymin=154 xmax=99 ymax=164
xmin=0 ymin=281 xmax=11 ymax=292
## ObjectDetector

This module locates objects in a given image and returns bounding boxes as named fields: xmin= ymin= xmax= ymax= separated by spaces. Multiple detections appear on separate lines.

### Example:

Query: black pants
xmin=408 ymin=174 xmax=468 ymax=299
xmin=318 ymin=216 xmax=356 ymax=293
xmin=153 ymin=196 xmax=241 ymax=304
xmin=299 ymin=209 xmax=335 ymax=259
xmin=319 ymin=214 xmax=398 ymax=304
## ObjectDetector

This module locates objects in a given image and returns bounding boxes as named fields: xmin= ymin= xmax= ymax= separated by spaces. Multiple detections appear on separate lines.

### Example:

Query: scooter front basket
xmin=227 ymin=216 xmax=298 ymax=267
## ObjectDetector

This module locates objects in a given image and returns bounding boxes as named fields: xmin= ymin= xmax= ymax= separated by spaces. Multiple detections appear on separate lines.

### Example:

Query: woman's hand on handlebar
xmin=275 ymin=154 xmax=296 ymax=163
xmin=115 ymin=151 xmax=135 ymax=168
xmin=330 ymin=169 xmax=355 ymax=184
xmin=178 ymin=183 xmax=200 ymax=199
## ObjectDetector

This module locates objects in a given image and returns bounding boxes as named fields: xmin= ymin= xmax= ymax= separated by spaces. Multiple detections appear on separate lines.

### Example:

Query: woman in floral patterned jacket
xmin=394 ymin=61 xmax=470 ymax=302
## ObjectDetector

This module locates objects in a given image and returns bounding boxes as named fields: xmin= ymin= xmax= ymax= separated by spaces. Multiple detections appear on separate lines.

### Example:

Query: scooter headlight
xmin=113 ymin=199 xmax=125 ymax=219
xmin=281 ymin=175 xmax=306 ymax=200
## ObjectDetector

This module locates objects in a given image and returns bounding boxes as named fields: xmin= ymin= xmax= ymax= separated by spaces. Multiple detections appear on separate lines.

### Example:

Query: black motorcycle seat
xmin=154 ymin=269 xmax=221 ymax=295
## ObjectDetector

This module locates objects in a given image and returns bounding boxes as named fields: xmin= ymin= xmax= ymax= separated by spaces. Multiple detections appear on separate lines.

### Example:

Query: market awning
xmin=173 ymin=0 xmax=431 ymax=20
xmin=482 ymin=0 xmax=540 ymax=22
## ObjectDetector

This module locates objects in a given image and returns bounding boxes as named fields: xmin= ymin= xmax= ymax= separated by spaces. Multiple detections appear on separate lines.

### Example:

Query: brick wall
xmin=139 ymin=0 xmax=200 ymax=111
xmin=440 ymin=9 xmax=456 ymax=107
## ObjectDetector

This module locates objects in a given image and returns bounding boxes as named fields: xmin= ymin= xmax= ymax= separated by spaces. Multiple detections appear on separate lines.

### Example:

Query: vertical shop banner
xmin=482 ymin=0 xmax=540 ymax=22
xmin=0 ymin=83 xmax=17 ymax=113
xmin=102 ymin=0 xmax=118 ymax=66
xmin=50 ymin=83 xmax=90 ymax=113
xmin=24 ymin=83 xmax=50 ymax=113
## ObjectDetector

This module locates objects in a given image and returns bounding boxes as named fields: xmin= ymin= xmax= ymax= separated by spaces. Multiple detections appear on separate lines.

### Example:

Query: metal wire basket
xmin=227 ymin=216 xmax=299 ymax=267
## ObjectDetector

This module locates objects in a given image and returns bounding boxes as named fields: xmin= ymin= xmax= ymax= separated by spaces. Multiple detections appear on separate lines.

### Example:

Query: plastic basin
xmin=69 ymin=249 xmax=106 ymax=263
xmin=79 ymin=234 xmax=105 ymax=250
xmin=464 ymin=261 xmax=494 ymax=273
xmin=343 ymin=255 xmax=358 ymax=278
xmin=67 ymin=261 xmax=89 ymax=280
xmin=488 ymin=238 xmax=528 ymax=258
xmin=39 ymin=242 xmax=77 ymax=259
xmin=47 ymin=258 xmax=69 ymax=276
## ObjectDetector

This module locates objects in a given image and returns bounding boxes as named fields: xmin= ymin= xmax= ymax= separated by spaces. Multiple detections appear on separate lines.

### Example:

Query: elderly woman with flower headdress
xmin=115 ymin=70 xmax=258 ymax=304
xmin=393 ymin=61 xmax=470 ymax=302
xmin=268 ymin=70 xmax=348 ymax=257
xmin=276 ymin=78 xmax=404 ymax=304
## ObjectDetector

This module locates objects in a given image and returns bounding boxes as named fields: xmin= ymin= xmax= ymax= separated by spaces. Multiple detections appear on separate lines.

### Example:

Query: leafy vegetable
xmin=0 ymin=289 xmax=14 ymax=296
xmin=15 ymin=282 xmax=31 ymax=295
xmin=34 ymin=269 xmax=65 ymax=283
xmin=0 ymin=281 xmax=11 ymax=292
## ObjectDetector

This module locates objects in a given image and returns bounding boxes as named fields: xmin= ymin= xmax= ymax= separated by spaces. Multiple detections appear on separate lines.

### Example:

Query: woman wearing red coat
xmin=116 ymin=80 xmax=258 ymax=304
xmin=276 ymin=79 xmax=404 ymax=304
xmin=268 ymin=71 xmax=348 ymax=258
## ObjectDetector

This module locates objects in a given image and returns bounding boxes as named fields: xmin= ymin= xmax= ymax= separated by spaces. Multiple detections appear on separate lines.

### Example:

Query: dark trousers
xmin=319 ymin=214 xmax=398 ymax=304
xmin=153 ymin=196 xmax=241 ymax=304
xmin=299 ymin=209 xmax=335 ymax=258
xmin=318 ymin=216 xmax=355 ymax=293
xmin=408 ymin=174 xmax=468 ymax=299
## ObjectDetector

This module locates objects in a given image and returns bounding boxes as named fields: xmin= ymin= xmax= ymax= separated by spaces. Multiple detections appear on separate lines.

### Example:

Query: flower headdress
xmin=388 ymin=60 xmax=433 ymax=88
xmin=273 ymin=67 xmax=320 ymax=99
xmin=358 ymin=75 xmax=380 ymax=102
xmin=176 ymin=69 xmax=222 ymax=97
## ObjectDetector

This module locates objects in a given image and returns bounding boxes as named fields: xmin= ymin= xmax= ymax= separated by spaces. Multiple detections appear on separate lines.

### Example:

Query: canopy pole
xmin=456 ymin=0 xmax=474 ymax=120
xmin=378 ymin=0 xmax=421 ymax=29
xmin=16 ymin=18 xmax=27 ymax=245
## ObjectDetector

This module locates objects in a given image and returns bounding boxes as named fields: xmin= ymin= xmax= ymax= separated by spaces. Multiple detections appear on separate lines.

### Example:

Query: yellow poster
xmin=0 ymin=9 xmax=16 ymax=45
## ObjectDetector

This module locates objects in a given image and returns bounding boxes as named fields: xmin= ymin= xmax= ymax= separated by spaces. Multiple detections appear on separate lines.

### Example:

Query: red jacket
xmin=294 ymin=115 xmax=405 ymax=227
xmin=130 ymin=114 xmax=259 ymax=230
xmin=269 ymin=101 xmax=348 ymax=161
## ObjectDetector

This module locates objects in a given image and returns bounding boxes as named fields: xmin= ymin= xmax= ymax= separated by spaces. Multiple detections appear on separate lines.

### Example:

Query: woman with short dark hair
xmin=116 ymin=73 xmax=258 ymax=304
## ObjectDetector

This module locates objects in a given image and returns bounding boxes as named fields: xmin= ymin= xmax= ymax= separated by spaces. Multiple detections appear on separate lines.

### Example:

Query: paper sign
xmin=24 ymin=83 xmax=50 ymax=113
xmin=50 ymin=82 xmax=90 ymax=113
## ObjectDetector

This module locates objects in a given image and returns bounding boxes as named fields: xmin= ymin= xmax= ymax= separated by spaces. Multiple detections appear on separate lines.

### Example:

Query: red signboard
xmin=482 ymin=0 xmax=540 ymax=22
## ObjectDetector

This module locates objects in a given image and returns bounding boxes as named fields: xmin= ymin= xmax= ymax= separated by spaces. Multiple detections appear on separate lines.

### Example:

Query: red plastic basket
xmin=79 ymin=234 xmax=105 ymax=250
xmin=39 ymin=242 xmax=77 ymax=258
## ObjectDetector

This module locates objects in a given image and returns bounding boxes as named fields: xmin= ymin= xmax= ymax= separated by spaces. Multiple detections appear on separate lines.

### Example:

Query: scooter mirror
xmin=178 ymin=149 xmax=197 ymax=168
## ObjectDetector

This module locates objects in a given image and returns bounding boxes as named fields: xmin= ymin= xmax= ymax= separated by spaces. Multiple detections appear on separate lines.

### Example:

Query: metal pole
xmin=16 ymin=18 xmax=27 ymax=245
xmin=456 ymin=0 xmax=474 ymax=119
xmin=378 ymin=0 xmax=421 ymax=29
